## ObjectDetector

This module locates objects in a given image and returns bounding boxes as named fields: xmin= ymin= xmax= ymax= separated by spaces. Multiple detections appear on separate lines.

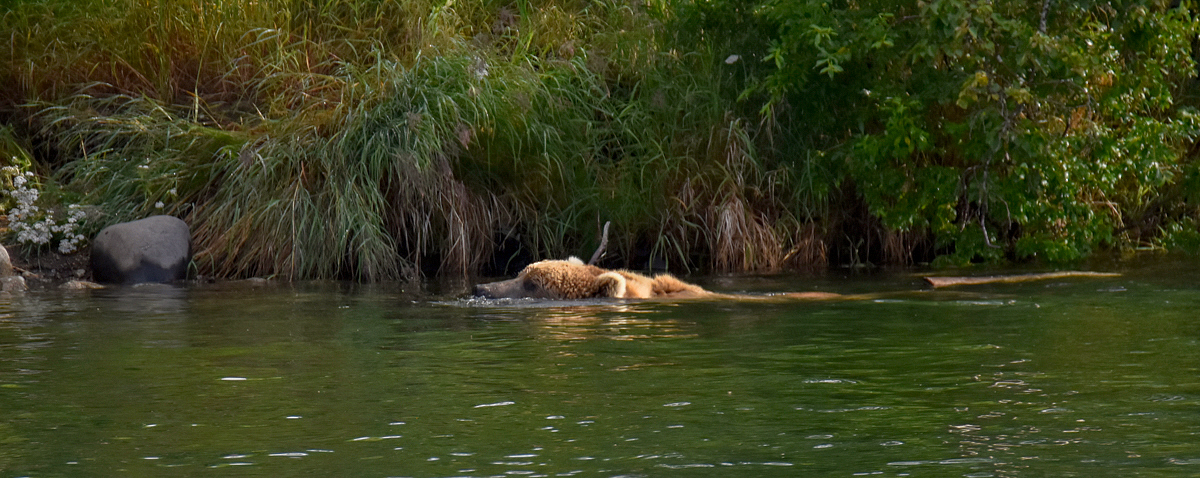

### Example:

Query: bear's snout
xmin=474 ymin=277 xmax=526 ymax=298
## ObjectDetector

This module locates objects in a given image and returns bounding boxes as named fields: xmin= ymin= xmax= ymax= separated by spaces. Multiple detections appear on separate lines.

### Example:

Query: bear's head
xmin=473 ymin=257 xmax=628 ymax=299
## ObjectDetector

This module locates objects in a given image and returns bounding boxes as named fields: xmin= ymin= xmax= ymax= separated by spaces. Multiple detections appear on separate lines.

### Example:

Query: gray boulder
xmin=1 ymin=275 xmax=25 ymax=292
xmin=91 ymin=215 xmax=191 ymax=284
xmin=0 ymin=245 xmax=24 ymax=292
xmin=0 ymin=245 xmax=12 ymax=277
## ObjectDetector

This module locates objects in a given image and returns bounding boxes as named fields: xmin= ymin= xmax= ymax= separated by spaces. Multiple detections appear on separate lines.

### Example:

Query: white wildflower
xmin=2 ymin=165 xmax=88 ymax=253
xmin=472 ymin=56 xmax=489 ymax=80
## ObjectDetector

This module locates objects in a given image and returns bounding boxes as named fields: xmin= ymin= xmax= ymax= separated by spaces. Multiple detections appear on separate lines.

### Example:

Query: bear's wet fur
xmin=473 ymin=257 xmax=709 ymax=300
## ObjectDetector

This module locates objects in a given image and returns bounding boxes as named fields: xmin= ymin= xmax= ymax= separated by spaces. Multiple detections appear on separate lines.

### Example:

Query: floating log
xmin=923 ymin=271 xmax=1120 ymax=288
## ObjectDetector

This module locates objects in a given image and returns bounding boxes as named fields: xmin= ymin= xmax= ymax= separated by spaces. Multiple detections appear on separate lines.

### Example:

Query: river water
xmin=2 ymin=260 xmax=1200 ymax=477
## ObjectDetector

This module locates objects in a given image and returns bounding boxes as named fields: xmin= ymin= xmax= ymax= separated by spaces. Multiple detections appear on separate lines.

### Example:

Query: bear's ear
xmin=595 ymin=271 xmax=627 ymax=298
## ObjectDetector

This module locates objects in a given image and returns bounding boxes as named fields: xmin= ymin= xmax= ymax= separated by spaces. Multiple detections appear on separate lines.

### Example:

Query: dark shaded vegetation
xmin=2 ymin=0 xmax=1199 ymax=280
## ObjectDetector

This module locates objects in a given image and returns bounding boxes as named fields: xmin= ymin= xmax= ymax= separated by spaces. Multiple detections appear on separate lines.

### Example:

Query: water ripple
xmin=475 ymin=400 xmax=516 ymax=408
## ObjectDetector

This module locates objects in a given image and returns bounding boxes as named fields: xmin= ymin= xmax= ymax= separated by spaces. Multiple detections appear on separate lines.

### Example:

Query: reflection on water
xmin=1 ymin=264 xmax=1200 ymax=476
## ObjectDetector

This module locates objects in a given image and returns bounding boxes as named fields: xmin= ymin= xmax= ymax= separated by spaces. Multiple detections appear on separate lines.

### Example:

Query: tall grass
xmin=4 ymin=0 xmax=830 ymax=280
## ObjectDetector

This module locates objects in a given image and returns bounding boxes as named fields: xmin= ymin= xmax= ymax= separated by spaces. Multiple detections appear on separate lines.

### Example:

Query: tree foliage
xmin=715 ymin=0 xmax=1200 ymax=264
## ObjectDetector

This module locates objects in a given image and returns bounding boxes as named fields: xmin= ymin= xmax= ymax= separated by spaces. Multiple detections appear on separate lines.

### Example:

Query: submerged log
xmin=923 ymin=271 xmax=1120 ymax=288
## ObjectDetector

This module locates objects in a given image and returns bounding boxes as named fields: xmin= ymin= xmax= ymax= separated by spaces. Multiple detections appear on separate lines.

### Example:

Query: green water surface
xmin=2 ymin=262 xmax=1200 ymax=477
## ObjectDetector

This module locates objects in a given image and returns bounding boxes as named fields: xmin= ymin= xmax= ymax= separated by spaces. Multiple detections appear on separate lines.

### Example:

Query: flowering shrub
xmin=2 ymin=165 xmax=87 ymax=254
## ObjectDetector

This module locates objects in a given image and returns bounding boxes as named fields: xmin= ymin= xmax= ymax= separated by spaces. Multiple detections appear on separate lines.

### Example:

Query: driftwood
xmin=588 ymin=221 xmax=612 ymax=266
xmin=923 ymin=271 xmax=1120 ymax=288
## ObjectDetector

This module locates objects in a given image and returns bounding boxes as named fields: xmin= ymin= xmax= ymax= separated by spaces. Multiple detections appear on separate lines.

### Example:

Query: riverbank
xmin=4 ymin=245 xmax=89 ymax=286
xmin=3 ymin=1 xmax=1199 ymax=281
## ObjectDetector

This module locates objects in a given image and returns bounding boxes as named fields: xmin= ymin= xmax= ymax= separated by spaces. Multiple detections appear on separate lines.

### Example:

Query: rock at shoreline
xmin=61 ymin=279 xmax=104 ymax=290
xmin=0 ymin=245 xmax=25 ymax=292
xmin=1 ymin=276 xmax=25 ymax=292
xmin=0 ymin=244 xmax=11 ymax=277
xmin=91 ymin=215 xmax=191 ymax=285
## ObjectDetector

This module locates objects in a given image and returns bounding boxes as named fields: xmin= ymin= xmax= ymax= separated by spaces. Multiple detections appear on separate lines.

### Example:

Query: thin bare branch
xmin=588 ymin=221 xmax=611 ymax=266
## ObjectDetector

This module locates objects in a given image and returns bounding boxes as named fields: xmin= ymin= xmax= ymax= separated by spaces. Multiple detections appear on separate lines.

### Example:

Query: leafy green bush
xmin=747 ymin=0 xmax=1200 ymax=264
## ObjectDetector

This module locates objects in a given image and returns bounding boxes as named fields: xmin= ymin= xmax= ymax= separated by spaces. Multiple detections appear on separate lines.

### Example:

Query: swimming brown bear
xmin=472 ymin=257 xmax=841 ymax=300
